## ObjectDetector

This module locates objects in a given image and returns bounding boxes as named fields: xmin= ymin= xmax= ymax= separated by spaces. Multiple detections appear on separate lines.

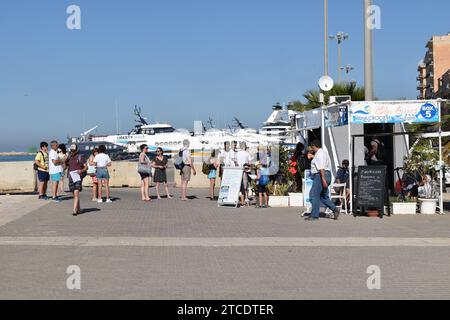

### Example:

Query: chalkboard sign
xmin=356 ymin=166 xmax=389 ymax=216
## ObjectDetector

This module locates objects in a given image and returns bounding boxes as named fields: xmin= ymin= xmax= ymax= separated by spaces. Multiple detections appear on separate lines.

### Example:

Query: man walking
xmin=305 ymin=140 xmax=340 ymax=221
xmin=49 ymin=140 xmax=63 ymax=202
xmin=35 ymin=142 xmax=49 ymax=200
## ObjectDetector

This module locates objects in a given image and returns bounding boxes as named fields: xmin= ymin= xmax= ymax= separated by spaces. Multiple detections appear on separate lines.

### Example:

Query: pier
xmin=1 ymin=189 xmax=450 ymax=299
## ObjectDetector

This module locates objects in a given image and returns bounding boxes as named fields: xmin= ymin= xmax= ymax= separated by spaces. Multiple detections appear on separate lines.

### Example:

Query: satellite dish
xmin=318 ymin=76 xmax=334 ymax=92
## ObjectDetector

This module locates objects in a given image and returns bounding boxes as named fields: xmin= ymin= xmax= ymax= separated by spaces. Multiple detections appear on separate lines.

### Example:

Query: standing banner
xmin=350 ymin=101 xmax=440 ymax=124
xmin=303 ymin=170 xmax=313 ymax=212
xmin=218 ymin=167 xmax=244 ymax=208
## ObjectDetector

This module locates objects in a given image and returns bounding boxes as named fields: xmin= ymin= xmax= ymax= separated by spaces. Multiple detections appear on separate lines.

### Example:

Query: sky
xmin=0 ymin=0 xmax=449 ymax=151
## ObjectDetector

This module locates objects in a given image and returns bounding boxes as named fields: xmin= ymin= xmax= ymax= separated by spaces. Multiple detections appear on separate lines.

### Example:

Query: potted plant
xmin=267 ymin=183 xmax=290 ymax=207
xmin=403 ymin=141 xmax=440 ymax=215
xmin=391 ymin=197 xmax=417 ymax=215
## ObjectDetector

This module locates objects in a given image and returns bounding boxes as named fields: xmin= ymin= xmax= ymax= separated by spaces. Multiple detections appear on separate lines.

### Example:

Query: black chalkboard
xmin=356 ymin=166 xmax=389 ymax=215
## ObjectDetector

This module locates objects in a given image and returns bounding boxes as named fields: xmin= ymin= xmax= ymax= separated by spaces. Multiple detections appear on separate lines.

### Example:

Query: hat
xmin=255 ymin=161 xmax=262 ymax=167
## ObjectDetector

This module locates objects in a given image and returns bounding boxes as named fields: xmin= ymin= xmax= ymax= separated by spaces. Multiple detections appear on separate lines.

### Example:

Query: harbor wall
xmin=0 ymin=161 xmax=210 ymax=193
xmin=0 ymin=162 xmax=36 ymax=193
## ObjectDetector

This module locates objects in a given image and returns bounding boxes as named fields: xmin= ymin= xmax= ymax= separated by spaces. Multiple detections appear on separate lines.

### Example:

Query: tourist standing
xmin=305 ymin=140 xmax=340 ymax=221
xmin=48 ymin=140 xmax=63 ymax=202
xmin=180 ymin=139 xmax=196 ymax=201
xmin=138 ymin=145 xmax=152 ymax=201
xmin=152 ymin=147 xmax=172 ymax=199
xmin=290 ymin=142 xmax=311 ymax=192
xmin=207 ymin=150 xmax=220 ymax=200
xmin=255 ymin=161 xmax=270 ymax=208
xmin=57 ymin=144 xmax=68 ymax=196
xmin=236 ymin=142 xmax=253 ymax=206
xmin=94 ymin=145 xmax=112 ymax=203
xmin=66 ymin=144 xmax=87 ymax=216
xmin=35 ymin=142 xmax=49 ymax=200
xmin=88 ymin=148 xmax=99 ymax=202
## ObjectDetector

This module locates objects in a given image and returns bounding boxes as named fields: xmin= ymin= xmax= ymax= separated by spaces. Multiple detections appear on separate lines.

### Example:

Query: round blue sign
xmin=420 ymin=103 xmax=437 ymax=120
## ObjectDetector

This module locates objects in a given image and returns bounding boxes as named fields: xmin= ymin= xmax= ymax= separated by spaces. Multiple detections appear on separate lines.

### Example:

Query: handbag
xmin=138 ymin=154 xmax=152 ymax=175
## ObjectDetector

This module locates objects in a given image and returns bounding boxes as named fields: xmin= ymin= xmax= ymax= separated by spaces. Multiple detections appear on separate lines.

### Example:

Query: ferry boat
xmin=259 ymin=103 xmax=298 ymax=144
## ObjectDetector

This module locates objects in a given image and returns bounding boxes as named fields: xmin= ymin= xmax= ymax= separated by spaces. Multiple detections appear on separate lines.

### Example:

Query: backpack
xmin=374 ymin=140 xmax=385 ymax=161
xmin=174 ymin=150 xmax=185 ymax=170
xmin=259 ymin=174 xmax=270 ymax=186
xmin=33 ymin=151 xmax=45 ymax=171
xmin=202 ymin=162 xmax=211 ymax=175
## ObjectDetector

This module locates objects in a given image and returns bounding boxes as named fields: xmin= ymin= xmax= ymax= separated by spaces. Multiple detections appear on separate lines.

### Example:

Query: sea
xmin=0 ymin=155 xmax=35 ymax=162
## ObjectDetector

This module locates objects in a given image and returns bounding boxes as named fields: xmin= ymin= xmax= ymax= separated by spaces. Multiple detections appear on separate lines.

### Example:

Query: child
xmin=256 ymin=161 xmax=270 ymax=208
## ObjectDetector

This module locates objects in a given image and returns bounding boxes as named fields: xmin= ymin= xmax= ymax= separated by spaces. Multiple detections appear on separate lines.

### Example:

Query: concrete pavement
xmin=0 ymin=188 xmax=450 ymax=299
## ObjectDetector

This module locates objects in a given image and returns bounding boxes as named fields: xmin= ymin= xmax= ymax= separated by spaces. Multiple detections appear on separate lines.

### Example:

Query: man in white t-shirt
xmin=49 ymin=140 xmax=63 ymax=202
xmin=306 ymin=140 xmax=340 ymax=221
xmin=237 ymin=142 xmax=253 ymax=206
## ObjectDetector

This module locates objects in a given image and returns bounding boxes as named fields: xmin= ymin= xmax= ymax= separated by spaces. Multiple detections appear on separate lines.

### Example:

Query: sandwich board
xmin=218 ymin=167 xmax=244 ymax=208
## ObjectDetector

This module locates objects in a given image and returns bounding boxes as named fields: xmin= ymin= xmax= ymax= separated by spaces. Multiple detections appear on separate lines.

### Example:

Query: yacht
xmin=259 ymin=103 xmax=298 ymax=144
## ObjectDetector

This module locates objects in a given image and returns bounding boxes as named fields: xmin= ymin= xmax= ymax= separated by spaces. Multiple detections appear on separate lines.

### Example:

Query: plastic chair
xmin=330 ymin=183 xmax=348 ymax=214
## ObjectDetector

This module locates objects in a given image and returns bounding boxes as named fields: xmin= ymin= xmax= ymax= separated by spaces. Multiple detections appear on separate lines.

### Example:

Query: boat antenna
xmin=233 ymin=117 xmax=247 ymax=130
xmin=134 ymin=105 xmax=148 ymax=126
xmin=207 ymin=117 xmax=215 ymax=129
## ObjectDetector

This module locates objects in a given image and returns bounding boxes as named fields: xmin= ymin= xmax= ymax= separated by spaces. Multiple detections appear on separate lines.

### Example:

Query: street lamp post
xmin=341 ymin=64 xmax=355 ymax=82
xmin=364 ymin=0 xmax=374 ymax=100
xmin=324 ymin=0 xmax=329 ymax=76
xmin=330 ymin=32 xmax=349 ymax=83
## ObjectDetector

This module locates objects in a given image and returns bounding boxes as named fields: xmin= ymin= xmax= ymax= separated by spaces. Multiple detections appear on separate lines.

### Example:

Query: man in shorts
xmin=180 ymin=139 xmax=196 ymax=201
xmin=35 ymin=142 xmax=49 ymax=200
xmin=49 ymin=140 xmax=63 ymax=202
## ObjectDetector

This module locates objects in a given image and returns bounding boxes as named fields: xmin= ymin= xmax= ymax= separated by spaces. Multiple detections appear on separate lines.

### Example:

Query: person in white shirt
xmin=94 ymin=145 xmax=112 ymax=203
xmin=306 ymin=140 xmax=340 ymax=221
xmin=49 ymin=140 xmax=63 ymax=202
xmin=237 ymin=142 xmax=253 ymax=206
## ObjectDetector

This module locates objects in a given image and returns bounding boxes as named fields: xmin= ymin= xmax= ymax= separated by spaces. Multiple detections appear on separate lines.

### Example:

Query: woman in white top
xmin=94 ymin=145 xmax=112 ymax=203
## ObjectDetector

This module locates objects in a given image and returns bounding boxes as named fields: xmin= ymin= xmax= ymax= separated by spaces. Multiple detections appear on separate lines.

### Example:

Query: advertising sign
xmin=218 ymin=167 xmax=244 ymax=208
xmin=350 ymin=101 xmax=440 ymax=124
xmin=303 ymin=170 xmax=313 ymax=211
xmin=325 ymin=105 xmax=348 ymax=128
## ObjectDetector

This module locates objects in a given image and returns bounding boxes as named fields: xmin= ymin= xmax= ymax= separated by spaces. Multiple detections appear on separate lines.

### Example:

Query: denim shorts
xmin=96 ymin=168 xmax=110 ymax=180
xmin=37 ymin=171 xmax=50 ymax=182
xmin=51 ymin=173 xmax=62 ymax=182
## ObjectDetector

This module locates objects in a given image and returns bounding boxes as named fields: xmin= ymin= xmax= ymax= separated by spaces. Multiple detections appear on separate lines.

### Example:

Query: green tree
xmin=289 ymin=82 xmax=365 ymax=112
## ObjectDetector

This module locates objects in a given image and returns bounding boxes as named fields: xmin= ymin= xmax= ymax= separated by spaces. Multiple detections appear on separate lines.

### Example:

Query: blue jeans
xmin=310 ymin=171 xmax=336 ymax=218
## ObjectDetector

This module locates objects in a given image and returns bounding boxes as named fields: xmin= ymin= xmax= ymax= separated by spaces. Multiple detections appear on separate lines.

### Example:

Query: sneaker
xmin=106 ymin=199 xmax=113 ymax=203
xmin=97 ymin=199 xmax=103 ymax=203
xmin=333 ymin=208 xmax=341 ymax=220
xmin=304 ymin=217 xmax=319 ymax=221
xmin=39 ymin=195 xmax=49 ymax=200
xmin=92 ymin=198 xmax=98 ymax=202
xmin=51 ymin=197 xmax=61 ymax=203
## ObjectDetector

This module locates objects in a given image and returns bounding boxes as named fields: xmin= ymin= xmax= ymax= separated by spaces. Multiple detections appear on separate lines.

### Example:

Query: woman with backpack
xmin=255 ymin=161 xmax=270 ymax=208
xmin=66 ymin=144 xmax=87 ymax=216
xmin=205 ymin=150 xmax=220 ymax=200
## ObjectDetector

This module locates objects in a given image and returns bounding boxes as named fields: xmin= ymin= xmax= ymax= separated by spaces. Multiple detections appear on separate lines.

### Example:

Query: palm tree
xmin=289 ymin=82 xmax=365 ymax=112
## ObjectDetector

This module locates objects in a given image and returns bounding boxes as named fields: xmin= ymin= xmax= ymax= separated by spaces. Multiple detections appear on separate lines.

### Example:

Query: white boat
xmin=259 ymin=103 xmax=298 ymax=144
xmin=99 ymin=106 xmax=284 ymax=156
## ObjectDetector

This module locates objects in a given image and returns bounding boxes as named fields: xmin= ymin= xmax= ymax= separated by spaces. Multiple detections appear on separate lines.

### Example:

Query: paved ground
xmin=0 ymin=188 xmax=450 ymax=300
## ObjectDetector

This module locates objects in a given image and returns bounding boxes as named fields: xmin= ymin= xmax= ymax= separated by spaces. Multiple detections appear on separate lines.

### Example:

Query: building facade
xmin=418 ymin=33 xmax=450 ymax=99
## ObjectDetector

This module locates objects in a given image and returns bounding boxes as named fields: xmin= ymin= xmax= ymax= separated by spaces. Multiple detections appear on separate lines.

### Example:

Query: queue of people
xmin=34 ymin=137 xmax=345 ymax=220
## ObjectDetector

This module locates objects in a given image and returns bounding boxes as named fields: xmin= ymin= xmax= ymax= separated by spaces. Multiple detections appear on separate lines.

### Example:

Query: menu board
xmin=356 ymin=166 xmax=387 ymax=210
xmin=218 ymin=167 xmax=244 ymax=208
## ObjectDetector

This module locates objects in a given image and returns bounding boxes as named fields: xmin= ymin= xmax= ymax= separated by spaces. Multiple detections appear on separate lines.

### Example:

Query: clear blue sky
xmin=1 ymin=0 xmax=449 ymax=151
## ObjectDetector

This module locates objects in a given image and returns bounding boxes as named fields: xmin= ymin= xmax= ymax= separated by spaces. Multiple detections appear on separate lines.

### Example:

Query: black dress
xmin=153 ymin=156 xmax=168 ymax=183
